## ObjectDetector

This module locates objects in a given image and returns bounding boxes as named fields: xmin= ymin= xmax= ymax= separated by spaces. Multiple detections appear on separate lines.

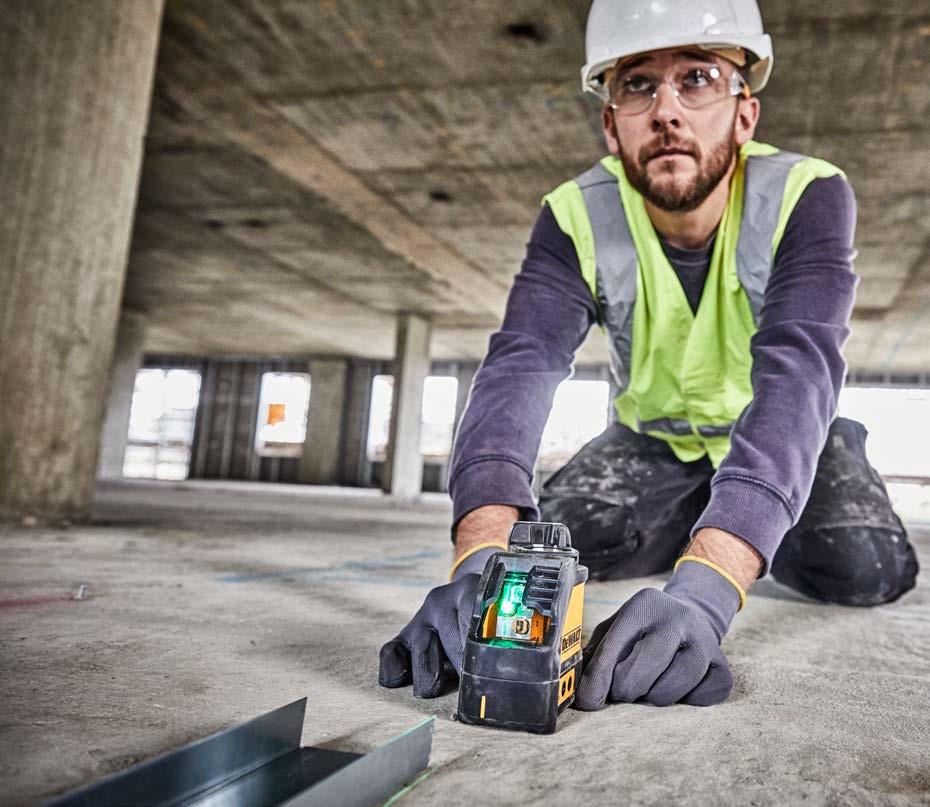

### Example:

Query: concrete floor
xmin=2 ymin=480 xmax=929 ymax=806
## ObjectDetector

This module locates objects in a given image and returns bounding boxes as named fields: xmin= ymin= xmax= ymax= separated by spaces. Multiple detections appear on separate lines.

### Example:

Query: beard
xmin=618 ymin=121 xmax=737 ymax=213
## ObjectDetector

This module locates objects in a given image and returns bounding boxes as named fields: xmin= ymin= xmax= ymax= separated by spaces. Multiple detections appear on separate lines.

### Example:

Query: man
xmin=379 ymin=0 xmax=919 ymax=709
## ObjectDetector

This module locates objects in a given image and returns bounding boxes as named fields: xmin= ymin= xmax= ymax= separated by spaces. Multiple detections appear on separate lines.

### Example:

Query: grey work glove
xmin=575 ymin=560 xmax=741 ymax=709
xmin=378 ymin=547 xmax=498 ymax=698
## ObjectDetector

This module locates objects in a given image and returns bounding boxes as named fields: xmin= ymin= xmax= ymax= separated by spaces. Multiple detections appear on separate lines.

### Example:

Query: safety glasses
xmin=608 ymin=62 xmax=749 ymax=116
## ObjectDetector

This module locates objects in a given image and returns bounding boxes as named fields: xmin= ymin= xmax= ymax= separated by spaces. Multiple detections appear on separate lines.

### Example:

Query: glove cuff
xmin=674 ymin=555 xmax=747 ymax=611
xmin=449 ymin=544 xmax=501 ymax=582
xmin=663 ymin=559 xmax=742 ymax=642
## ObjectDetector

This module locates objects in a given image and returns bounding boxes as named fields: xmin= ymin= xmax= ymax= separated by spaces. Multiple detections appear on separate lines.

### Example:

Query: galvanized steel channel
xmin=45 ymin=699 xmax=433 ymax=807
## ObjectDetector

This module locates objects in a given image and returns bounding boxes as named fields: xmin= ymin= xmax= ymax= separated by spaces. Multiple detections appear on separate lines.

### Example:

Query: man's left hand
xmin=574 ymin=560 xmax=741 ymax=709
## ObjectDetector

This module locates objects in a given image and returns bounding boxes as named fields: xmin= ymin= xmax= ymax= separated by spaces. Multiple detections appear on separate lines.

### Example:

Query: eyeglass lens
xmin=612 ymin=64 xmax=737 ymax=115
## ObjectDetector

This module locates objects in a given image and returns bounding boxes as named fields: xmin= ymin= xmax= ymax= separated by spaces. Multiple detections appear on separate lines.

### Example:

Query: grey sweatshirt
xmin=448 ymin=173 xmax=857 ymax=574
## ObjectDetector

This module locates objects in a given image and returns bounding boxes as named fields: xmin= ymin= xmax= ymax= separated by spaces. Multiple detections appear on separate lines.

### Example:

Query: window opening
xmin=254 ymin=372 xmax=311 ymax=458
xmin=366 ymin=375 xmax=459 ymax=462
xmin=123 ymin=369 xmax=201 ymax=480
xmin=537 ymin=380 xmax=611 ymax=471
xmin=838 ymin=386 xmax=930 ymax=478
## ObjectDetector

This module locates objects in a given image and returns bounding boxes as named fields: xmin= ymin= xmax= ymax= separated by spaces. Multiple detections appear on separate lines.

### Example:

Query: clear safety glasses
xmin=608 ymin=63 xmax=748 ymax=116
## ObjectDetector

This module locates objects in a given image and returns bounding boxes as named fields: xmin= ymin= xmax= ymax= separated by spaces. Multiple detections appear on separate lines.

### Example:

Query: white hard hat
xmin=581 ymin=0 xmax=774 ymax=98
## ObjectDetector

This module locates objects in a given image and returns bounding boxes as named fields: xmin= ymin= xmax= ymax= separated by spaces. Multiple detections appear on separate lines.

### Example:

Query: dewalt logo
xmin=560 ymin=626 xmax=582 ymax=653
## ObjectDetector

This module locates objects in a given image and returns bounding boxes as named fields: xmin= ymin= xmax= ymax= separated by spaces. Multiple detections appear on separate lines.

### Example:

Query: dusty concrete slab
xmin=1 ymin=479 xmax=928 ymax=806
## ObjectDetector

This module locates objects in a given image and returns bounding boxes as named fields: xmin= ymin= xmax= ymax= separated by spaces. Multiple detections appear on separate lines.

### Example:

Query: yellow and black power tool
xmin=457 ymin=521 xmax=588 ymax=734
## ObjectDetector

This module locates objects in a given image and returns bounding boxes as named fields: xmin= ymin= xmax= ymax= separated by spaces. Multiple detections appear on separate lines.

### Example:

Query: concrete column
xmin=383 ymin=314 xmax=432 ymax=497
xmin=298 ymin=358 xmax=348 ymax=485
xmin=97 ymin=310 xmax=148 ymax=478
xmin=0 ymin=2 xmax=164 ymax=521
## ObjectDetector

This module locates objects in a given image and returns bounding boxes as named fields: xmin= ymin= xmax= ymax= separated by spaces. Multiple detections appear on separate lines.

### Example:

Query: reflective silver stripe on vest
xmin=735 ymin=149 xmax=805 ymax=321
xmin=696 ymin=423 xmax=734 ymax=437
xmin=637 ymin=419 xmax=734 ymax=437
xmin=577 ymin=163 xmax=638 ymax=390
xmin=637 ymin=417 xmax=693 ymax=436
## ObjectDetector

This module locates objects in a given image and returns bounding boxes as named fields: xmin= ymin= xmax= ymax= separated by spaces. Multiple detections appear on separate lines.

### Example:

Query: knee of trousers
xmin=538 ymin=495 xmax=639 ymax=579
xmin=538 ymin=495 xmax=684 ymax=580
xmin=771 ymin=525 xmax=919 ymax=606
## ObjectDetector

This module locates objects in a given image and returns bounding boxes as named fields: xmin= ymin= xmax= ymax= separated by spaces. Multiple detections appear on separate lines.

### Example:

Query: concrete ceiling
xmin=126 ymin=0 xmax=930 ymax=369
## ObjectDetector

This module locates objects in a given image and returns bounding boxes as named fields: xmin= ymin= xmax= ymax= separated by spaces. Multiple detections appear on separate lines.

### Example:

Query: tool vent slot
xmin=523 ymin=566 xmax=560 ymax=615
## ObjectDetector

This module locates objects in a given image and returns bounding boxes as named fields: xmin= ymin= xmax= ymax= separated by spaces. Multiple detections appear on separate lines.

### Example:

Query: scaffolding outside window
xmin=366 ymin=375 xmax=459 ymax=462
xmin=123 ymin=369 xmax=201 ymax=480
xmin=254 ymin=372 xmax=311 ymax=458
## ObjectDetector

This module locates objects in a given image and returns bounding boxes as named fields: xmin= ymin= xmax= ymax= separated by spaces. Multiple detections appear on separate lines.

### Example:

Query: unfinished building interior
xmin=1 ymin=1 xmax=928 ymax=804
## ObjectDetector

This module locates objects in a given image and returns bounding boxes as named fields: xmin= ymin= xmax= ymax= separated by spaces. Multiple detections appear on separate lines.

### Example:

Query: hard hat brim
xmin=582 ymin=33 xmax=773 ymax=97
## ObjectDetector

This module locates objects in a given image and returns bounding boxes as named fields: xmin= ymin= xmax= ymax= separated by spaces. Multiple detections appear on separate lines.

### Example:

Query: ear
xmin=734 ymin=96 xmax=760 ymax=146
xmin=602 ymin=105 xmax=621 ymax=156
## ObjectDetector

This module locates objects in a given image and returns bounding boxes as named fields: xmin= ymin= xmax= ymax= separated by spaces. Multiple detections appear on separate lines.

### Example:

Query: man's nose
xmin=650 ymin=81 xmax=681 ymax=130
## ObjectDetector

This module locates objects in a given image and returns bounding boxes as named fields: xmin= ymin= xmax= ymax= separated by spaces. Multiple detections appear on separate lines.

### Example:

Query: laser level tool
xmin=457 ymin=521 xmax=588 ymax=734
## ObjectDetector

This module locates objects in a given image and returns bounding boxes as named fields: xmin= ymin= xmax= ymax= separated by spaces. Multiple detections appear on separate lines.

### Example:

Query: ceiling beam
xmin=154 ymin=33 xmax=509 ymax=321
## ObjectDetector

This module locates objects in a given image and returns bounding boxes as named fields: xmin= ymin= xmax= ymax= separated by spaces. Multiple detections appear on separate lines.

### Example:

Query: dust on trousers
xmin=538 ymin=417 xmax=918 ymax=605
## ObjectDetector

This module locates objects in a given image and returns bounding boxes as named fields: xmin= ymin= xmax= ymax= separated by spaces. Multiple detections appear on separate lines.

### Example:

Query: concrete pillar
xmin=298 ymin=358 xmax=348 ymax=485
xmin=0 ymin=2 xmax=164 ymax=521
xmin=97 ymin=310 xmax=148 ymax=478
xmin=383 ymin=314 xmax=432 ymax=497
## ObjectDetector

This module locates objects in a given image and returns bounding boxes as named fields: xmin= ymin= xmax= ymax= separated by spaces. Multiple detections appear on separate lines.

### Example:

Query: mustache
xmin=639 ymin=134 xmax=700 ymax=164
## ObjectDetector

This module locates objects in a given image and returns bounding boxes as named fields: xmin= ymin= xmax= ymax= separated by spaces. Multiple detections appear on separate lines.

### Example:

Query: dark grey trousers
xmin=538 ymin=417 xmax=919 ymax=605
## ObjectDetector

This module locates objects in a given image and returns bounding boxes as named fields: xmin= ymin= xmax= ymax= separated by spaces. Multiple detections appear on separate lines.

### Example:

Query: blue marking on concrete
xmin=218 ymin=549 xmax=445 ymax=585
xmin=217 ymin=550 xmax=635 ymax=602
xmin=298 ymin=571 xmax=435 ymax=589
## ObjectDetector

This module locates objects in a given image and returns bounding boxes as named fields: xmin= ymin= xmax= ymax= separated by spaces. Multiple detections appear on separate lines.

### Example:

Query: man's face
xmin=601 ymin=48 xmax=757 ymax=213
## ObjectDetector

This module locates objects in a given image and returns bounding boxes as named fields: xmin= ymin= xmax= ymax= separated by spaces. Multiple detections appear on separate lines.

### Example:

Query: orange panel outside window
xmin=266 ymin=403 xmax=286 ymax=426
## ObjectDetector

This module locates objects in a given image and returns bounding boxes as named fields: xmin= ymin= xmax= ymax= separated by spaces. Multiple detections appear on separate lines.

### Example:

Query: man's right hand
xmin=378 ymin=573 xmax=481 ymax=698
xmin=378 ymin=506 xmax=516 ymax=698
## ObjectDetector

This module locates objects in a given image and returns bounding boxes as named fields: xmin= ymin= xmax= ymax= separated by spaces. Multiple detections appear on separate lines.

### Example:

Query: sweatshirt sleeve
xmin=692 ymin=174 xmax=859 ymax=574
xmin=447 ymin=204 xmax=597 ymax=537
